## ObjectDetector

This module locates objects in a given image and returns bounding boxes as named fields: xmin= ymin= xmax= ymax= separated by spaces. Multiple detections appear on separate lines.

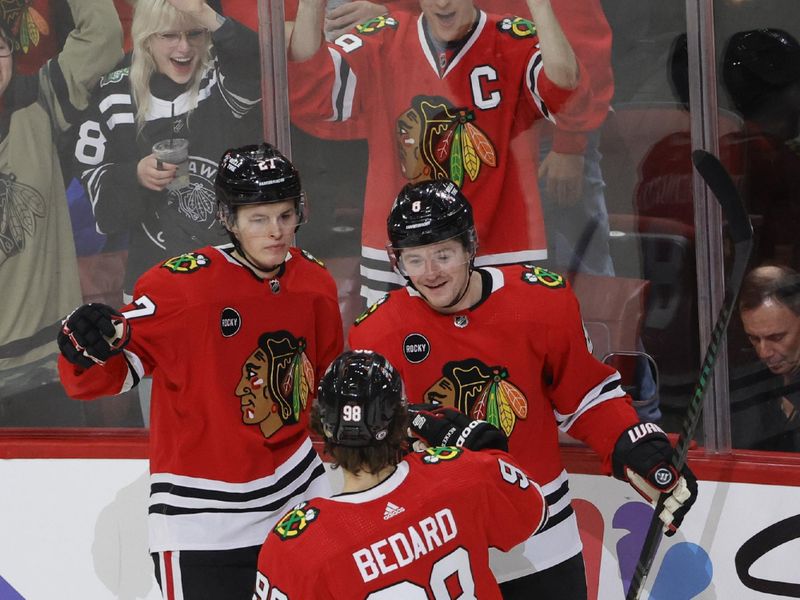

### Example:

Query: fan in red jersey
xmin=348 ymin=180 xmax=698 ymax=599
xmin=57 ymin=143 xmax=343 ymax=600
xmin=256 ymin=349 xmax=548 ymax=599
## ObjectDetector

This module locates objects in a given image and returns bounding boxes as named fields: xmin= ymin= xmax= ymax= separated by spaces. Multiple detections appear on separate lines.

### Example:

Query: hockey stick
xmin=625 ymin=150 xmax=753 ymax=600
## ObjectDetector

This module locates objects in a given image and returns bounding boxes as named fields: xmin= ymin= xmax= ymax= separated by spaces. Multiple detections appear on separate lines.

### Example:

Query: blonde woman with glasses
xmin=73 ymin=0 xmax=261 ymax=302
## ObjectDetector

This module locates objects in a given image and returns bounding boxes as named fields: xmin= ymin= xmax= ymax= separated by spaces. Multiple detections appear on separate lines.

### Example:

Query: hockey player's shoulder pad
xmin=496 ymin=16 xmax=538 ymax=40
xmin=353 ymin=293 xmax=391 ymax=326
xmin=271 ymin=501 xmax=323 ymax=541
xmin=99 ymin=66 xmax=130 ymax=88
xmin=519 ymin=264 xmax=566 ymax=289
xmin=160 ymin=251 xmax=212 ymax=275
xmin=299 ymin=249 xmax=326 ymax=269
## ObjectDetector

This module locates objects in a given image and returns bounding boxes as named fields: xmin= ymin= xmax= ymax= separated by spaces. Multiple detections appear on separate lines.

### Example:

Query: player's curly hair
xmin=310 ymin=401 xmax=409 ymax=476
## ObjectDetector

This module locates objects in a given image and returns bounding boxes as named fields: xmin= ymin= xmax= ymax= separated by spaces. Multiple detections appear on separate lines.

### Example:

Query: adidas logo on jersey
xmin=383 ymin=502 xmax=405 ymax=520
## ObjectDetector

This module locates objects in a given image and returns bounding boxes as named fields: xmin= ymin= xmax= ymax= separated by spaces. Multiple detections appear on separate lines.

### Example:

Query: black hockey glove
xmin=408 ymin=405 xmax=509 ymax=452
xmin=612 ymin=423 xmax=698 ymax=536
xmin=58 ymin=303 xmax=130 ymax=369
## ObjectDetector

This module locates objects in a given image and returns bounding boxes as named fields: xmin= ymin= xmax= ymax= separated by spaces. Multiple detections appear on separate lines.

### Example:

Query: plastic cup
xmin=153 ymin=138 xmax=189 ymax=191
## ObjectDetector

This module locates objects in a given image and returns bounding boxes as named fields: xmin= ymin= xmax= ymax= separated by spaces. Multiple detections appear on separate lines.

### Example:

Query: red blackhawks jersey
xmin=349 ymin=264 xmax=639 ymax=572
xmin=289 ymin=11 xmax=593 ymax=301
xmin=59 ymin=245 xmax=344 ymax=552
xmin=256 ymin=447 xmax=547 ymax=599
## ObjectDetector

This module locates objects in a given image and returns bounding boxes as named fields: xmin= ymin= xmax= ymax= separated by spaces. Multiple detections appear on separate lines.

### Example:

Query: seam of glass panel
xmin=686 ymin=0 xmax=732 ymax=453
xmin=259 ymin=0 xmax=293 ymax=157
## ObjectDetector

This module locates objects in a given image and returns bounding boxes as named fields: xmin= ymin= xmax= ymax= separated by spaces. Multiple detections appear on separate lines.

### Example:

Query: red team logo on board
xmin=425 ymin=359 xmax=528 ymax=437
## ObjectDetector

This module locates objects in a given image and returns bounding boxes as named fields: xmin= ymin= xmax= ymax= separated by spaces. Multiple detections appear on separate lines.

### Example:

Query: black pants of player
xmin=152 ymin=545 xmax=261 ymax=599
xmin=500 ymin=553 xmax=588 ymax=600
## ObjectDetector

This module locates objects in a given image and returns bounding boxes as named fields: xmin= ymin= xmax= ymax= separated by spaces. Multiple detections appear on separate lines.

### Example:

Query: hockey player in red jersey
xmin=288 ymin=0 xmax=594 ymax=303
xmin=256 ymin=349 xmax=548 ymax=599
xmin=57 ymin=144 xmax=344 ymax=599
xmin=348 ymin=180 xmax=698 ymax=599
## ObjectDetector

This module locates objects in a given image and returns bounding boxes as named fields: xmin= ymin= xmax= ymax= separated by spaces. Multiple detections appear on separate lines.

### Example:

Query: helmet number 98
xmin=343 ymin=405 xmax=362 ymax=422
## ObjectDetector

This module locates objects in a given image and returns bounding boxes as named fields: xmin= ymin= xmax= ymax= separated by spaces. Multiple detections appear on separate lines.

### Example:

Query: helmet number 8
xmin=343 ymin=404 xmax=362 ymax=422
xmin=412 ymin=200 xmax=422 ymax=212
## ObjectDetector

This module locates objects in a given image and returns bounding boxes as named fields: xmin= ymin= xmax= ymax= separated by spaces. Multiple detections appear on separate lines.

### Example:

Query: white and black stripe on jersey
xmin=148 ymin=438 xmax=330 ymax=552
xmin=556 ymin=372 xmax=626 ymax=432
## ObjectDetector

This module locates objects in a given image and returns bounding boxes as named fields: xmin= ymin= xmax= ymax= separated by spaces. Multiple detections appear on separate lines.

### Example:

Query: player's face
xmin=403 ymin=239 xmax=471 ymax=309
xmin=0 ymin=36 xmax=12 ymax=98
xmin=149 ymin=26 xmax=208 ymax=85
xmin=419 ymin=0 xmax=477 ymax=43
xmin=230 ymin=201 xmax=298 ymax=273
xmin=741 ymin=299 xmax=800 ymax=376
xmin=235 ymin=349 xmax=278 ymax=425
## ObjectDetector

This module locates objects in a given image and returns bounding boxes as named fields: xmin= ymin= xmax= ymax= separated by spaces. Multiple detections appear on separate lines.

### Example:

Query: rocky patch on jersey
xmin=421 ymin=446 xmax=462 ymax=464
xmin=424 ymin=359 xmax=528 ymax=437
xmin=396 ymin=95 xmax=497 ymax=188
xmin=403 ymin=333 xmax=430 ymax=363
xmin=355 ymin=15 xmax=398 ymax=35
xmin=221 ymin=307 xmax=242 ymax=337
xmin=521 ymin=264 xmax=565 ymax=288
xmin=100 ymin=67 xmax=129 ymax=87
xmin=273 ymin=502 xmax=320 ymax=541
xmin=497 ymin=16 xmax=537 ymax=39
xmin=234 ymin=331 xmax=314 ymax=439
xmin=0 ymin=173 xmax=45 ymax=260
xmin=300 ymin=249 xmax=325 ymax=267
xmin=353 ymin=294 xmax=389 ymax=326
xmin=161 ymin=252 xmax=210 ymax=273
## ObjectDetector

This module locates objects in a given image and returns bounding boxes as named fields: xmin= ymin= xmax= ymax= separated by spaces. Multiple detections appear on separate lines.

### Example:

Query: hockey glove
xmin=408 ymin=405 xmax=509 ymax=452
xmin=58 ymin=303 xmax=130 ymax=369
xmin=612 ymin=423 xmax=698 ymax=536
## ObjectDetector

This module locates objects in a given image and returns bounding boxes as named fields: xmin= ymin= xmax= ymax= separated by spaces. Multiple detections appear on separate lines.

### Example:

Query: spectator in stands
xmin=73 ymin=0 xmax=261 ymax=301
xmin=733 ymin=265 xmax=800 ymax=452
xmin=0 ymin=0 xmax=122 ymax=408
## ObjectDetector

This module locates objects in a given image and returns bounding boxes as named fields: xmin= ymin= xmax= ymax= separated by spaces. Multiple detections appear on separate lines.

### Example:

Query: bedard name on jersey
xmin=256 ymin=446 xmax=547 ymax=599
xmin=59 ymin=244 xmax=343 ymax=552
xmin=289 ymin=10 xmax=594 ymax=302
xmin=349 ymin=264 xmax=640 ymax=574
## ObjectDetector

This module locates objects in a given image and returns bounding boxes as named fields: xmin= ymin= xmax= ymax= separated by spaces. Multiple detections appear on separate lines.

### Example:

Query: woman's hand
xmin=137 ymin=154 xmax=177 ymax=191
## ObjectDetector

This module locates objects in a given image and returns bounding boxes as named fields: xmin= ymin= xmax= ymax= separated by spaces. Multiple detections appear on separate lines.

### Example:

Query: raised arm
xmin=290 ymin=0 xmax=327 ymax=61
xmin=526 ymin=0 xmax=579 ymax=90
xmin=44 ymin=0 xmax=123 ymax=132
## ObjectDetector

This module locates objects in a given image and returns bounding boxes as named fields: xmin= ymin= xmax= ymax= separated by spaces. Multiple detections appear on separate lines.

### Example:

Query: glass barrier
xmin=716 ymin=0 xmax=800 ymax=452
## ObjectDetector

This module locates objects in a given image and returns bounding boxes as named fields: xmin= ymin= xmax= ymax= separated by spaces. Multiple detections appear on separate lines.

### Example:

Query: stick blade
xmin=691 ymin=150 xmax=753 ymax=244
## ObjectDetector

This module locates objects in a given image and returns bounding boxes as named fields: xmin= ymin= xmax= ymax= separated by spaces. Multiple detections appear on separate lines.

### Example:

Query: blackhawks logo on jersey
xmin=354 ymin=294 xmax=389 ymax=326
xmin=424 ymin=359 xmax=528 ymax=437
xmin=300 ymin=249 xmax=325 ymax=268
xmin=355 ymin=14 xmax=398 ymax=35
xmin=0 ymin=173 xmax=45 ymax=260
xmin=421 ymin=446 xmax=463 ymax=464
xmin=161 ymin=252 xmax=210 ymax=273
xmin=235 ymin=331 xmax=314 ymax=439
xmin=274 ymin=502 xmax=320 ymax=541
xmin=396 ymin=95 xmax=497 ymax=188
xmin=521 ymin=265 xmax=565 ymax=288
xmin=497 ymin=16 xmax=537 ymax=39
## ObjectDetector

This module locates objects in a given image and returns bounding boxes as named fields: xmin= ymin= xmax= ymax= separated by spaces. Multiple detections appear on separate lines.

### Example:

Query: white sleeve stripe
xmin=117 ymin=349 xmax=145 ymax=394
xmin=98 ymin=93 xmax=132 ymax=113
xmin=106 ymin=112 xmax=134 ymax=130
xmin=327 ymin=47 xmax=356 ymax=122
xmin=554 ymin=372 xmax=625 ymax=432
xmin=526 ymin=51 xmax=556 ymax=124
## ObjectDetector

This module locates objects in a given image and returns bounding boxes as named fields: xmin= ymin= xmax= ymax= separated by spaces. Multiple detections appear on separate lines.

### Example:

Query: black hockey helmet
xmin=723 ymin=29 xmax=800 ymax=117
xmin=215 ymin=142 xmax=307 ymax=224
xmin=316 ymin=350 xmax=405 ymax=447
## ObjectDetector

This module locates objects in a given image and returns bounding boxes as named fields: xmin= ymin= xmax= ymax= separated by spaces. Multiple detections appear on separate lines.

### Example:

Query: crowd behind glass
xmin=1 ymin=0 xmax=798 ymax=453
